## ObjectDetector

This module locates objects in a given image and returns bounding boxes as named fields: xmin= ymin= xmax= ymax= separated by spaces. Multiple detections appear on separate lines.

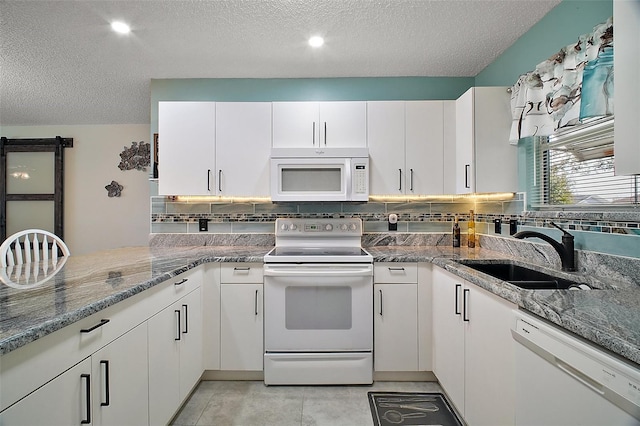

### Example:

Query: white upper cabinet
xmin=272 ymin=101 xmax=367 ymax=148
xmin=406 ymin=101 xmax=445 ymax=195
xmin=455 ymin=87 xmax=516 ymax=193
xmin=215 ymin=102 xmax=272 ymax=197
xmin=367 ymin=101 xmax=445 ymax=195
xmin=367 ymin=101 xmax=406 ymax=195
xmin=158 ymin=102 xmax=216 ymax=196
xmin=614 ymin=0 xmax=640 ymax=175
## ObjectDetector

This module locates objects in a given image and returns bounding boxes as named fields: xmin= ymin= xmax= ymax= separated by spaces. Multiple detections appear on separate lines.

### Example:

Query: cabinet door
xmin=148 ymin=301 xmax=181 ymax=426
xmin=473 ymin=87 xmax=515 ymax=193
xmin=614 ymin=0 xmax=640 ymax=175
xmin=431 ymin=267 xmax=465 ymax=413
xmin=464 ymin=285 xmax=516 ymax=426
xmin=367 ymin=101 xmax=405 ymax=195
xmin=374 ymin=283 xmax=418 ymax=371
xmin=442 ymin=101 xmax=457 ymax=194
xmin=0 ymin=358 xmax=92 ymax=426
xmin=455 ymin=89 xmax=475 ymax=194
xmin=179 ymin=287 xmax=203 ymax=400
xmin=272 ymin=102 xmax=319 ymax=147
xmin=158 ymin=101 xmax=216 ymax=195
xmin=92 ymin=322 xmax=149 ymax=426
xmin=220 ymin=283 xmax=264 ymax=371
xmin=406 ymin=101 xmax=444 ymax=195
xmin=215 ymin=102 xmax=272 ymax=196
xmin=319 ymin=101 xmax=367 ymax=147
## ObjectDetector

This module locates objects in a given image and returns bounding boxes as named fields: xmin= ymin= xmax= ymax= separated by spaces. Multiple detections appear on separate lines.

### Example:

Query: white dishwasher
xmin=512 ymin=310 xmax=640 ymax=426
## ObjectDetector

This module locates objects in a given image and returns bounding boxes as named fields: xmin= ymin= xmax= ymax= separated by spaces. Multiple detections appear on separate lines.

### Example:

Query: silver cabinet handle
xmin=379 ymin=289 xmax=383 ymax=316
xmin=324 ymin=122 xmax=327 ymax=145
xmin=255 ymin=289 xmax=259 ymax=315
xmin=455 ymin=284 xmax=462 ymax=315
xmin=388 ymin=267 xmax=405 ymax=271
xmin=463 ymin=288 xmax=470 ymax=322
xmin=312 ymin=122 xmax=316 ymax=145
xmin=399 ymin=169 xmax=402 ymax=191
xmin=234 ymin=267 xmax=251 ymax=271
xmin=465 ymin=164 xmax=471 ymax=189
xmin=218 ymin=169 xmax=222 ymax=192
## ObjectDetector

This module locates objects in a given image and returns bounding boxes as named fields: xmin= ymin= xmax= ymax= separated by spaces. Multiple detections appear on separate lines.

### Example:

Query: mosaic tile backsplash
xmin=150 ymin=193 xmax=640 ymax=258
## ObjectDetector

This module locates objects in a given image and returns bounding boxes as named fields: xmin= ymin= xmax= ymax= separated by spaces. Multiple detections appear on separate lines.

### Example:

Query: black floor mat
xmin=368 ymin=392 xmax=463 ymax=426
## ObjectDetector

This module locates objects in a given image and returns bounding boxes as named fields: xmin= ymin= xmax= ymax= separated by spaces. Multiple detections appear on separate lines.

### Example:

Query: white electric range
xmin=263 ymin=218 xmax=374 ymax=385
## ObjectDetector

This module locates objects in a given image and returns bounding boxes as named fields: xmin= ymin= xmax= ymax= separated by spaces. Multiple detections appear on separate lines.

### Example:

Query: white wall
xmin=2 ymin=124 xmax=151 ymax=255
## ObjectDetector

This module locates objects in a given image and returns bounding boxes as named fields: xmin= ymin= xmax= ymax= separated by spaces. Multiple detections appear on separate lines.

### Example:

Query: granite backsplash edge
xmin=149 ymin=232 xmax=640 ymax=287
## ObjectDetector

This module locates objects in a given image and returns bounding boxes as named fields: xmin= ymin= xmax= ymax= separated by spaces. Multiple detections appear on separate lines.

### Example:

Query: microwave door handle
xmin=345 ymin=159 xmax=352 ymax=199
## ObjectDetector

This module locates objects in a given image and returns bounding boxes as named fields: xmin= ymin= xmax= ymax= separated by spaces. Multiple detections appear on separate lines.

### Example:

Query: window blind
xmin=527 ymin=117 xmax=639 ymax=207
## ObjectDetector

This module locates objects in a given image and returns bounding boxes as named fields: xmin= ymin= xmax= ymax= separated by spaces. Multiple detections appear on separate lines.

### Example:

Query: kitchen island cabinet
xmin=432 ymin=265 xmax=516 ymax=426
xmin=272 ymin=101 xmax=367 ymax=148
xmin=148 ymin=269 xmax=203 ymax=426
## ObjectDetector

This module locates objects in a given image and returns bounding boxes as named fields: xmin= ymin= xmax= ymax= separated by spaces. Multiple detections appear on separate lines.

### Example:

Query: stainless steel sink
xmin=456 ymin=260 xmax=595 ymax=290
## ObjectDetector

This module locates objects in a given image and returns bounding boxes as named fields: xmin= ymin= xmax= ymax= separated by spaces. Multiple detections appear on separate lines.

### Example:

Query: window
xmin=525 ymin=117 xmax=639 ymax=208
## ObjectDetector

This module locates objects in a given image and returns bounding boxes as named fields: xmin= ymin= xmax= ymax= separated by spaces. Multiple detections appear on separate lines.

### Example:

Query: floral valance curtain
xmin=509 ymin=17 xmax=613 ymax=144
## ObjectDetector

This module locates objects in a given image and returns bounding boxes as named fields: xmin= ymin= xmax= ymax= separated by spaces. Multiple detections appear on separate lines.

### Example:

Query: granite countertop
xmin=367 ymin=246 xmax=640 ymax=366
xmin=2 ymin=245 xmax=638 ymax=368
xmin=0 ymin=246 xmax=270 ymax=355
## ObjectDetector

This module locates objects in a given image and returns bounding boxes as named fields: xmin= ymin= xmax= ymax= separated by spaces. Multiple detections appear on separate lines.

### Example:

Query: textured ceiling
xmin=0 ymin=0 xmax=561 ymax=126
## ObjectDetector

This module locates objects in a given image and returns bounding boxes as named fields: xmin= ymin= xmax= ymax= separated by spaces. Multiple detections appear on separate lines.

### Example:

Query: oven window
xmin=281 ymin=168 xmax=342 ymax=192
xmin=285 ymin=286 xmax=352 ymax=330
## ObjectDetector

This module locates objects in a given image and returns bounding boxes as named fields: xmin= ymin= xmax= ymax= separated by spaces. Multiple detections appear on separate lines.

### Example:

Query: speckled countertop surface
xmin=2 ymin=245 xmax=639 ymax=367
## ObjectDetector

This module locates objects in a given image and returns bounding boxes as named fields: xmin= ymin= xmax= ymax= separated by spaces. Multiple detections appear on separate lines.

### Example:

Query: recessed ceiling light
xmin=308 ymin=36 xmax=324 ymax=48
xmin=111 ymin=21 xmax=131 ymax=34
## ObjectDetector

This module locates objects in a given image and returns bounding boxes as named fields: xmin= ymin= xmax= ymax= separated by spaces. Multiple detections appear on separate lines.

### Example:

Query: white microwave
xmin=270 ymin=148 xmax=369 ymax=202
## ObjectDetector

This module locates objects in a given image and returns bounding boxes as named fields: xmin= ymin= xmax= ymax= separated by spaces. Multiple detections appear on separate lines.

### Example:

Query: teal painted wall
xmin=150 ymin=77 xmax=473 ymax=133
xmin=475 ymin=0 xmax=613 ymax=86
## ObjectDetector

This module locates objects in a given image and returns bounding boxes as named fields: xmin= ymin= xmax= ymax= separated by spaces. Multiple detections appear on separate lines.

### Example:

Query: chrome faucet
xmin=513 ymin=222 xmax=575 ymax=271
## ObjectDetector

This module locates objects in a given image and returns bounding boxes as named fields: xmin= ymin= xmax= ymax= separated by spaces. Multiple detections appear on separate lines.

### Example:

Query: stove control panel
xmin=275 ymin=218 xmax=361 ymax=236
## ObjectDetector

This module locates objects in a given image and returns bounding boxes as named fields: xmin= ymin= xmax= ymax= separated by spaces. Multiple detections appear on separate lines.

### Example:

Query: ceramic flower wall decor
xmin=118 ymin=141 xmax=150 ymax=171
xmin=105 ymin=180 xmax=123 ymax=197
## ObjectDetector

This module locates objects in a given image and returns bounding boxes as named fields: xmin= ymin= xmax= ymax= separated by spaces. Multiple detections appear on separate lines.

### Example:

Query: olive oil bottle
xmin=467 ymin=210 xmax=476 ymax=248
xmin=452 ymin=215 xmax=461 ymax=247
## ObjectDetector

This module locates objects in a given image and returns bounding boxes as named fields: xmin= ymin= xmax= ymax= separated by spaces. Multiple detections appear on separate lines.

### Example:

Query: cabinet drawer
xmin=220 ymin=263 xmax=263 ymax=283
xmin=374 ymin=263 xmax=418 ymax=283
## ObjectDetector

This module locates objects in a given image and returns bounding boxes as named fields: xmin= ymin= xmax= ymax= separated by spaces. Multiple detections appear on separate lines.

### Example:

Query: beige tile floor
xmin=170 ymin=380 xmax=444 ymax=426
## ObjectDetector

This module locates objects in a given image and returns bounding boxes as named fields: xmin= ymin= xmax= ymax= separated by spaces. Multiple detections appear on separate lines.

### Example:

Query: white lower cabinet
xmin=91 ymin=322 xmax=149 ymax=426
xmin=220 ymin=283 xmax=264 ymax=371
xmin=148 ymin=286 xmax=202 ymax=426
xmin=374 ymin=263 xmax=419 ymax=372
xmin=432 ymin=266 xmax=516 ymax=426
xmin=0 ymin=358 xmax=92 ymax=426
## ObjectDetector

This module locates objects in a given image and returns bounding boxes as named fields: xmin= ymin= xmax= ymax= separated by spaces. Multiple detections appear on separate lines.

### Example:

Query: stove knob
xmin=340 ymin=224 xmax=348 ymax=231
xmin=349 ymin=223 xmax=357 ymax=231
xmin=290 ymin=224 xmax=297 ymax=231
xmin=325 ymin=224 xmax=333 ymax=231
xmin=280 ymin=223 xmax=289 ymax=231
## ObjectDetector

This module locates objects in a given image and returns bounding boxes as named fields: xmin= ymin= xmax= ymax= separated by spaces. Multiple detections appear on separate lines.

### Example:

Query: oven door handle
xmin=264 ymin=267 xmax=373 ymax=277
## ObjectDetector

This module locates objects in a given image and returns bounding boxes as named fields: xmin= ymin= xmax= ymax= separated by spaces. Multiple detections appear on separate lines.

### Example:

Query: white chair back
xmin=1 ymin=229 xmax=70 ymax=288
